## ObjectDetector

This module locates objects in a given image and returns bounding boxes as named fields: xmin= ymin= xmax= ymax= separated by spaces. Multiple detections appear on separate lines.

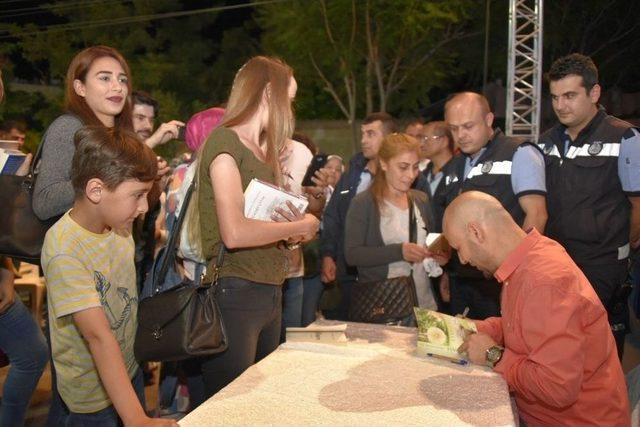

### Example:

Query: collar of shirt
xmin=464 ymin=146 xmax=487 ymax=169
xmin=494 ymin=228 xmax=541 ymax=283
xmin=558 ymin=107 xmax=606 ymax=148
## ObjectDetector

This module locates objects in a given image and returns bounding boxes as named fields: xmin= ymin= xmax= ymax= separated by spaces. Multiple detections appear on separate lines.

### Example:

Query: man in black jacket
xmin=320 ymin=112 xmax=396 ymax=319
xmin=440 ymin=92 xmax=548 ymax=320
xmin=538 ymin=53 xmax=640 ymax=357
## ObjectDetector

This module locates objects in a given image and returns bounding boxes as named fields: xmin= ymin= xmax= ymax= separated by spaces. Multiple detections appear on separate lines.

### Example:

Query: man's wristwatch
xmin=486 ymin=345 xmax=504 ymax=368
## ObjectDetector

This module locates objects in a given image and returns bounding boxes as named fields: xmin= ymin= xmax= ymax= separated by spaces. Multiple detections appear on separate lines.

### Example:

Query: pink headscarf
xmin=185 ymin=107 xmax=225 ymax=152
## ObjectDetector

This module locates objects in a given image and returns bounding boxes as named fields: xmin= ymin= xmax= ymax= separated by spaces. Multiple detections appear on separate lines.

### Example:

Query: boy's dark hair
xmin=547 ymin=53 xmax=599 ymax=93
xmin=132 ymin=90 xmax=159 ymax=116
xmin=71 ymin=127 xmax=157 ymax=197
xmin=363 ymin=112 xmax=397 ymax=135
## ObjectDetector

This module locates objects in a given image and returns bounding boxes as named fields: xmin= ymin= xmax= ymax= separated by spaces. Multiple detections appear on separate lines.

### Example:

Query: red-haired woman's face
xmin=73 ymin=56 xmax=128 ymax=126
xmin=380 ymin=150 xmax=420 ymax=195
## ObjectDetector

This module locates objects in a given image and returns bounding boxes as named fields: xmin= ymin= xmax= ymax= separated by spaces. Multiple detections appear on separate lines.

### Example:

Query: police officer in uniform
xmin=420 ymin=121 xmax=455 ymax=233
xmin=539 ymin=53 xmax=640 ymax=357
xmin=439 ymin=92 xmax=548 ymax=319
xmin=418 ymin=121 xmax=456 ymax=311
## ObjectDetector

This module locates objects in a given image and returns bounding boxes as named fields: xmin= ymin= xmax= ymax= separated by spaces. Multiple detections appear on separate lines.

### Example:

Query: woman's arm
xmin=33 ymin=115 xmax=82 ymax=220
xmin=344 ymin=195 xmax=404 ymax=268
xmin=210 ymin=154 xmax=318 ymax=249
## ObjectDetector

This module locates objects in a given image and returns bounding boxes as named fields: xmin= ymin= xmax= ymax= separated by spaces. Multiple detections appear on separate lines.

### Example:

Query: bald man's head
xmin=445 ymin=92 xmax=491 ymax=116
xmin=443 ymin=191 xmax=523 ymax=275
xmin=444 ymin=92 xmax=494 ymax=156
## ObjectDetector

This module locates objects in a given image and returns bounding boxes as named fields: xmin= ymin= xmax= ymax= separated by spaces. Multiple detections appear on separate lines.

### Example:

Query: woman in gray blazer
xmin=345 ymin=133 xmax=439 ymax=322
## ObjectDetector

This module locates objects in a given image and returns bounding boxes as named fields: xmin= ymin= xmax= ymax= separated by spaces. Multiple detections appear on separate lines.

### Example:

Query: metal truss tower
xmin=506 ymin=0 xmax=544 ymax=141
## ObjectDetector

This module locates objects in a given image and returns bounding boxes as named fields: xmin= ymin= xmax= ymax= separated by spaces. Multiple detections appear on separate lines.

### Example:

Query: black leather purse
xmin=349 ymin=196 xmax=419 ymax=325
xmin=135 ymin=180 xmax=228 ymax=362
xmin=0 ymin=139 xmax=58 ymax=264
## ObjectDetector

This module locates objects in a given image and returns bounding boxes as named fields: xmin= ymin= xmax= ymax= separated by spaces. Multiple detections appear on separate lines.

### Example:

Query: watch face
xmin=487 ymin=346 xmax=503 ymax=364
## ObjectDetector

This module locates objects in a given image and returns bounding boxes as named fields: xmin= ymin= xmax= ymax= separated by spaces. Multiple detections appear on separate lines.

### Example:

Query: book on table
xmin=244 ymin=178 xmax=309 ymax=221
xmin=414 ymin=307 xmax=477 ymax=363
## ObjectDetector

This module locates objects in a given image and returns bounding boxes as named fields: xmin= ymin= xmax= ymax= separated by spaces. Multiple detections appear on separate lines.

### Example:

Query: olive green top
xmin=197 ymin=127 xmax=287 ymax=285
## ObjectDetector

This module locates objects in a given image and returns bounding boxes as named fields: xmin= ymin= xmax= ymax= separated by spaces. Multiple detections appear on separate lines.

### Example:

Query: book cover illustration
xmin=414 ymin=307 xmax=477 ymax=362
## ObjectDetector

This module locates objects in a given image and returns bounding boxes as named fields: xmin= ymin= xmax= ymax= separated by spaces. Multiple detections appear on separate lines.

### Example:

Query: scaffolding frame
xmin=505 ymin=0 xmax=544 ymax=141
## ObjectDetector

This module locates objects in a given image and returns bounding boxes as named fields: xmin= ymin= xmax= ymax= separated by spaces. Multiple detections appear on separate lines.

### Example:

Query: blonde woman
xmin=189 ymin=56 xmax=319 ymax=397
xmin=345 ymin=134 xmax=441 ymax=324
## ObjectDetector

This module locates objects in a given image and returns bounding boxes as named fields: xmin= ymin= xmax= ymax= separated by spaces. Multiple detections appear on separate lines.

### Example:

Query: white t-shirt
xmin=282 ymin=140 xmax=313 ymax=278
xmin=379 ymin=201 xmax=437 ymax=310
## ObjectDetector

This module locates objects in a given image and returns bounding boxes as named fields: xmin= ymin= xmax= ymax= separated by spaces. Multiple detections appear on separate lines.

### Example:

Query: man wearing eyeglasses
xmin=404 ymin=119 xmax=430 ymax=171
xmin=439 ymin=92 xmax=548 ymax=320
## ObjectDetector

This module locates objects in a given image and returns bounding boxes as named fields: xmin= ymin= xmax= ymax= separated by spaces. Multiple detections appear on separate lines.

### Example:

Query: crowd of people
xmin=0 ymin=45 xmax=636 ymax=426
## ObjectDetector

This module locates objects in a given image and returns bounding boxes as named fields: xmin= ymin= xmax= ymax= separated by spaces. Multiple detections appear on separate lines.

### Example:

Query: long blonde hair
xmin=186 ymin=56 xmax=296 ymax=261
xmin=370 ymin=133 xmax=420 ymax=209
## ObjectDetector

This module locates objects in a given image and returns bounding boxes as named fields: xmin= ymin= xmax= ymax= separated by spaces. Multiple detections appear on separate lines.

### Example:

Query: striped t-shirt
xmin=41 ymin=211 xmax=138 ymax=413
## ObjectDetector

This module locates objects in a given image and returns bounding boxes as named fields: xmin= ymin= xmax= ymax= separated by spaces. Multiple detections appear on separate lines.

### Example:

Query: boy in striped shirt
xmin=41 ymin=126 xmax=176 ymax=426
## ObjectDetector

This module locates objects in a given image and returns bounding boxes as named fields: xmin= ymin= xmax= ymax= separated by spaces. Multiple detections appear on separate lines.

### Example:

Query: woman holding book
xmin=188 ymin=56 xmax=319 ymax=398
xmin=345 ymin=133 xmax=441 ymax=324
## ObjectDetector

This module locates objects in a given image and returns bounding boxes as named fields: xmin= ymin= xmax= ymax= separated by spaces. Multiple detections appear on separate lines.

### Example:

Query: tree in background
xmin=0 ymin=0 xmax=258 ymax=159
xmin=260 ymin=0 xmax=480 ymax=151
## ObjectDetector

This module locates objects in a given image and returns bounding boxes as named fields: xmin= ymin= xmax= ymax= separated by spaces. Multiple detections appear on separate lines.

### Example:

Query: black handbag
xmin=135 ymin=180 xmax=228 ymax=361
xmin=0 ymin=139 xmax=58 ymax=264
xmin=349 ymin=196 xmax=419 ymax=324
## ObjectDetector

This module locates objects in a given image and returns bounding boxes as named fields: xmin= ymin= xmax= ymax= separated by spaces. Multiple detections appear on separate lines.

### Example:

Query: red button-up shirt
xmin=477 ymin=229 xmax=630 ymax=426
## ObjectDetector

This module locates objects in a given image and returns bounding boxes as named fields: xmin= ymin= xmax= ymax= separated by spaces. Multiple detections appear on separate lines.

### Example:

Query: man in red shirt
xmin=444 ymin=191 xmax=630 ymax=426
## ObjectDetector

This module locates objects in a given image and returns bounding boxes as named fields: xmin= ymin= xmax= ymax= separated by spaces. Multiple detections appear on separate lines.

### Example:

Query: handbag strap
xmin=407 ymin=194 xmax=419 ymax=307
xmin=408 ymin=194 xmax=417 ymax=244
xmin=25 ymin=124 xmax=51 ymax=187
xmin=156 ymin=180 xmax=197 ymax=285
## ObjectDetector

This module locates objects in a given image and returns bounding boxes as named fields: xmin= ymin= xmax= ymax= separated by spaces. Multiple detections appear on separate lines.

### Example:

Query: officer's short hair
xmin=547 ymin=53 xmax=599 ymax=93
xmin=363 ymin=112 xmax=397 ymax=136
xmin=132 ymin=90 xmax=159 ymax=117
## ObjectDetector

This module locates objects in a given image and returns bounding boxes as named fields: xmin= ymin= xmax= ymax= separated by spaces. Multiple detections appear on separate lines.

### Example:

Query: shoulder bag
xmin=349 ymin=196 xmax=419 ymax=325
xmin=0 ymin=137 xmax=58 ymax=264
xmin=135 ymin=180 xmax=228 ymax=361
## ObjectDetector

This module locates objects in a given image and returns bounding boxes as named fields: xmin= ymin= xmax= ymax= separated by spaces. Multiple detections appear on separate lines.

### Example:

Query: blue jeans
xmin=282 ymin=276 xmax=304 ymax=329
xmin=301 ymin=274 xmax=324 ymax=326
xmin=0 ymin=296 xmax=48 ymax=426
xmin=64 ymin=368 xmax=145 ymax=426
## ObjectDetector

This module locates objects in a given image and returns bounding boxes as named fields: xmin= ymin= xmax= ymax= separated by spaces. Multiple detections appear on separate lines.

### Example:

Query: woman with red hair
xmin=33 ymin=45 xmax=133 ymax=220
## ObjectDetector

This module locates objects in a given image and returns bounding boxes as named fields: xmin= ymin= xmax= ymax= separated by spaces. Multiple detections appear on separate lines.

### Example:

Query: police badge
xmin=588 ymin=141 xmax=603 ymax=156
xmin=481 ymin=161 xmax=493 ymax=174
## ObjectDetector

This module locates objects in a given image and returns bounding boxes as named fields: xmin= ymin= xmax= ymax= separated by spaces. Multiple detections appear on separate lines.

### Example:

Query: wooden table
xmin=180 ymin=321 xmax=517 ymax=426
xmin=14 ymin=263 xmax=46 ymax=327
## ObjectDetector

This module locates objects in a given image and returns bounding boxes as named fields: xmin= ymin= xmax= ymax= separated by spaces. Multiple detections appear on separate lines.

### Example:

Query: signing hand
xmin=458 ymin=332 xmax=497 ymax=366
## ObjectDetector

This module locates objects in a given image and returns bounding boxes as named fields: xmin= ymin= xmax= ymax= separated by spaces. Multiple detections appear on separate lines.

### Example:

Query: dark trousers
xmin=200 ymin=277 xmax=282 ymax=398
xmin=324 ymin=274 xmax=356 ymax=321
xmin=578 ymin=262 xmax=629 ymax=359
xmin=450 ymin=276 xmax=501 ymax=320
